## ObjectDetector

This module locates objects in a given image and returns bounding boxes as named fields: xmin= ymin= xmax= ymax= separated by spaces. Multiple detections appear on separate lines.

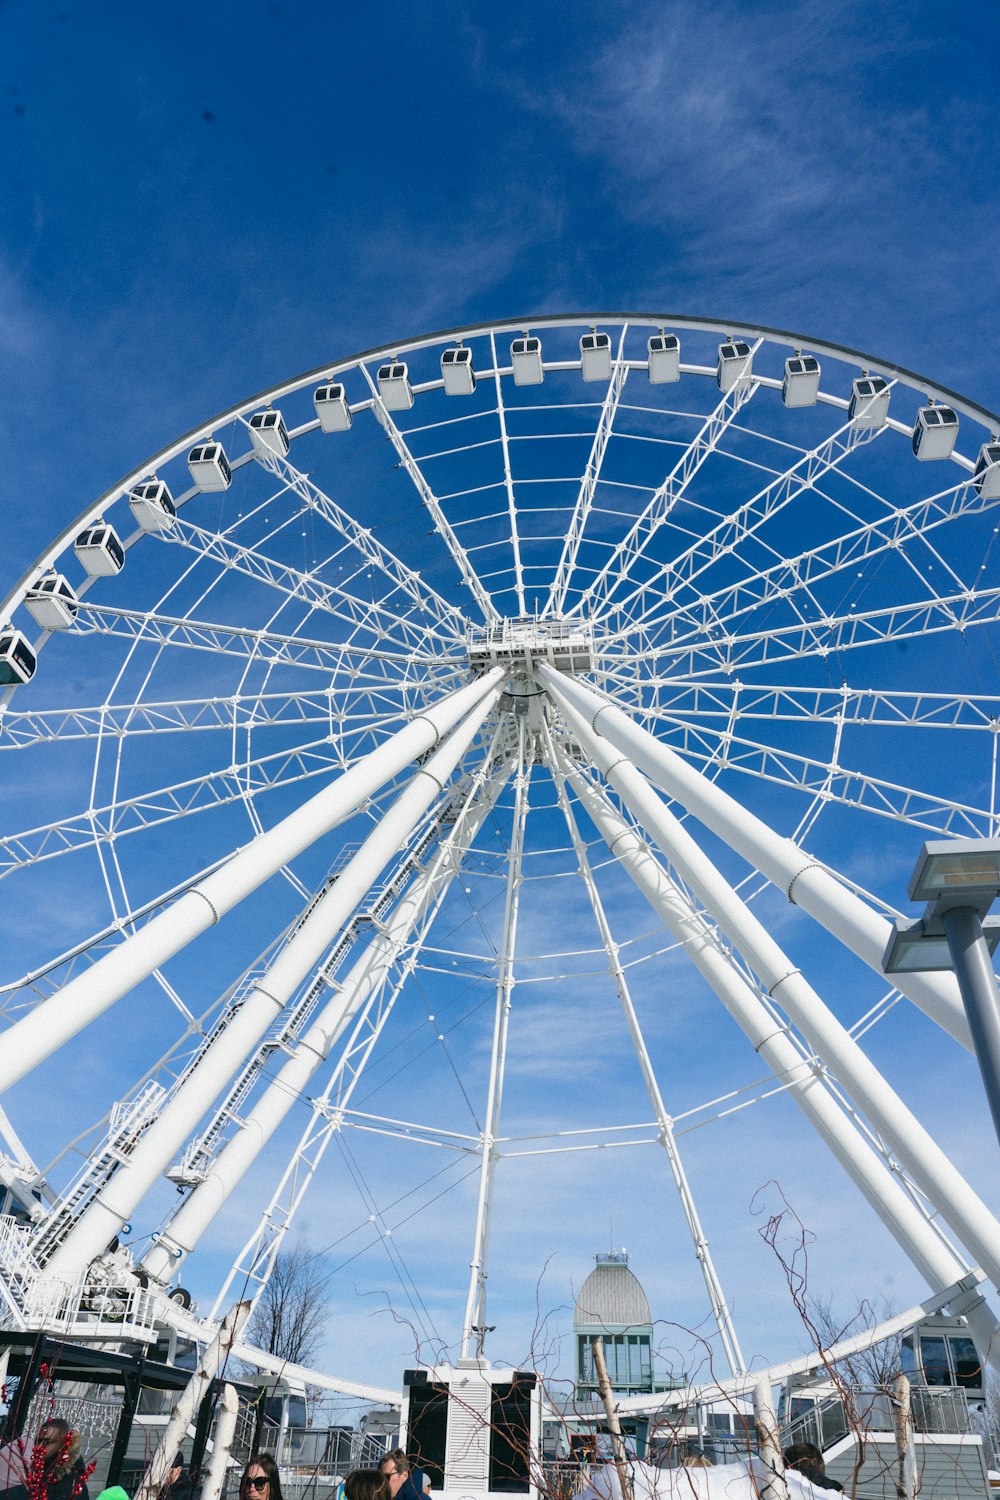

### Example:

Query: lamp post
xmin=884 ymin=838 xmax=1000 ymax=1148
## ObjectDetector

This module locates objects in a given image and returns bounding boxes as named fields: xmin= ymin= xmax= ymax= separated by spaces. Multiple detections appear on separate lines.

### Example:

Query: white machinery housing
xmin=401 ymin=1364 xmax=540 ymax=1500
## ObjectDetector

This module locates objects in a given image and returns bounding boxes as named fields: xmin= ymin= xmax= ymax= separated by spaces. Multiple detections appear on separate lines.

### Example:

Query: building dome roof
xmin=573 ymin=1251 xmax=652 ymax=1330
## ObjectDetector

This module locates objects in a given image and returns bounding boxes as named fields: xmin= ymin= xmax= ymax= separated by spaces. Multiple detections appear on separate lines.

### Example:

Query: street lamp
xmin=884 ymin=837 xmax=1000 ymax=1147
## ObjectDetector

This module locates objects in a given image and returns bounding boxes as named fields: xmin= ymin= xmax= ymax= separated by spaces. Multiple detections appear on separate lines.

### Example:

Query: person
xmin=159 ymin=1455 xmax=192 ymax=1500
xmin=344 ymin=1473 xmax=388 ymax=1500
xmin=379 ymin=1452 xmax=424 ymax=1500
xmin=2 ymin=1421 xmax=92 ymax=1500
xmin=95 ymin=1488 xmax=130 ymax=1500
xmin=240 ymin=1454 xmax=283 ymax=1500
xmin=783 ymin=1443 xmax=843 ymax=1493
xmin=40 ymin=1426 xmax=91 ymax=1500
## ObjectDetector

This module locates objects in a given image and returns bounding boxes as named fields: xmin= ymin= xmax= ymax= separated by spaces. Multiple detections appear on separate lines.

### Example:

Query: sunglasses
xmin=244 ymin=1479 xmax=269 ymax=1492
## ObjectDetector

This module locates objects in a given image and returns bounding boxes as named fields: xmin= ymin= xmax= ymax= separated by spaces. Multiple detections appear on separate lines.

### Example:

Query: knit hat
xmin=97 ymin=1486 xmax=131 ymax=1500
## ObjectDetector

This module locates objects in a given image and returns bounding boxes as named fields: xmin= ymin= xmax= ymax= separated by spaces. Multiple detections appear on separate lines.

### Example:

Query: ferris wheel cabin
xmin=912 ymin=403 xmax=959 ymax=460
xmin=74 ymin=522 xmax=125 ymax=577
xmin=25 ymin=573 xmax=79 ymax=631
xmin=187 ymin=441 xmax=232 ymax=491
xmin=128 ymin=480 xmax=176 ymax=533
xmin=0 ymin=629 xmax=36 ymax=686
xmin=378 ymin=361 xmax=414 ymax=412
xmin=973 ymin=442 xmax=1000 ymax=499
xmin=647 ymin=332 xmax=680 ymax=384
xmin=580 ymin=330 xmax=612 ymax=382
xmin=441 ymin=345 xmax=476 ymax=396
xmin=511 ymin=336 xmax=543 ymax=386
xmin=314 ymin=382 xmax=352 ymax=431
xmin=849 ymin=374 xmax=890 ymax=428
xmin=248 ymin=409 xmax=291 ymax=459
xmin=717 ymin=339 xmax=753 ymax=392
xmin=782 ymin=353 xmax=821 ymax=407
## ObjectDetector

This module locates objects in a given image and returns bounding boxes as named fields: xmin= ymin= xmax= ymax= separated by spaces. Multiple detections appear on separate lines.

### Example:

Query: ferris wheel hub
xmin=465 ymin=614 xmax=598 ymax=674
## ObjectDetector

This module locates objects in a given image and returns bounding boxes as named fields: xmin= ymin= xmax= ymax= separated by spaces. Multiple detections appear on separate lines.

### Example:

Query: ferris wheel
xmin=2 ymin=313 xmax=1000 ymax=1387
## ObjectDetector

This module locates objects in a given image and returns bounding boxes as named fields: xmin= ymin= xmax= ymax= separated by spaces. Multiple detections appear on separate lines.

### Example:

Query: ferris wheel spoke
xmin=163 ymin=514 xmax=452 ymax=653
xmin=616 ymin=416 xmax=887 ymax=637
xmin=65 ymin=598 xmax=456 ymax=678
xmin=0 ymin=684 xmax=422 ymax=751
xmin=660 ymin=474 xmax=986 ymax=648
xmin=251 ymin=443 xmax=469 ymax=639
xmin=0 ymin=731 xmax=371 ymax=879
xmin=360 ymin=363 xmax=500 ymax=624
xmin=209 ymin=746 xmax=512 ymax=1317
xmin=662 ymin=718 xmax=992 ymax=835
xmin=487 ymin=330 xmax=528 ymax=616
xmin=546 ymin=723 xmax=746 ymax=1375
xmin=545 ymin=325 xmax=630 ymax=618
xmin=569 ymin=343 xmax=764 ymax=620
xmin=647 ymin=581 xmax=1000 ymax=679
xmin=632 ymin=679 xmax=1000 ymax=733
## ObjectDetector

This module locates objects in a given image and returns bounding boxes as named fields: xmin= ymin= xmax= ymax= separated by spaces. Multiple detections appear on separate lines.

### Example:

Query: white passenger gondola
xmin=187 ymin=441 xmax=232 ymax=491
xmin=248 ymin=409 xmax=290 ymax=459
xmin=0 ymin=629 xmax=37 ymax=686
xmin=441 ymin=345 xmax=476 ymax=396
xmin=129 ymin=480 xmax=176 ymax=533
xmin=973 ymin=442 xmax=1000 ymax=499
xmin=580 ymin=330 xmax=612 ymax=383
xmin=717 ymin=338 xmax=753 ymax=392
xmin=511 ymin=335 xmax=543 ymax=386
xmin=314 ymin=382 xmax=352 ymax=432
xmin=75 ymin=522 xmax=125 ymax=577
xmin=912 ymin=401 xmax=959 ymax=460
xmin=377 ymin=361 xmax=414 ymax=412
xmin=25 ymin=573 xmax=79 ymax=631
xmin=647 ymin=332 xmax=680 ymax=384
xmin=782 ymin=353 xmax=821 ymax=408
xmin=849 ymin=374 xmax=890 ymax=428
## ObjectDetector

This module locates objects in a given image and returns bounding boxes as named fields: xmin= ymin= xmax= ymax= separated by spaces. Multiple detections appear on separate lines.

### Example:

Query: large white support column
xmin=563 ymin=760 xmax=1000 ymax=1372
xmin=546 ymin=729 xmax=745 ymax=1378
xmin=0 ymin=668 xmax=504 ymax=1096
xmin=140 ymin=714 xmax=500 ymax=1284
xmin=208 ymin=753 xmax=511 ymax=1320
xmin=461 ymin=718 xmax=529 ymax=1359
xmin=538 ymin=668 xmax=972 ymax=1049
xmin=43 ymin=682 xmax=503 ymax=1289
xmin=550 ymin=683 xmax=1000 ymax=1294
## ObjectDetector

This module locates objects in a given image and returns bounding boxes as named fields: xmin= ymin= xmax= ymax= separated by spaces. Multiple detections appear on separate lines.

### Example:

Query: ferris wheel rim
xmin=2 ymin=309 xmax=999 ymax=1390
xmin=5 ymin=309 xmax=999 ymax=624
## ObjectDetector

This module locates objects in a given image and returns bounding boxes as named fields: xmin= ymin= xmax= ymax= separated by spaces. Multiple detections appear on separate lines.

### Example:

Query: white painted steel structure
xmin=1 ymin=315 xmax=1000 ymax=1388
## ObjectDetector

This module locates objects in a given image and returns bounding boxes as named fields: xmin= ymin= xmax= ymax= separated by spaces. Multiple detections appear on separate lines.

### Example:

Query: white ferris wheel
xmin=1 ymin=313 xmax=1000 ymax=1389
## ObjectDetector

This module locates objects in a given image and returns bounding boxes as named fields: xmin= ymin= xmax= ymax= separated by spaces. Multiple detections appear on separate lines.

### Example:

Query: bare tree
xmin=245 ymin=1245 xmax=330 ymax=1368
xmin=808 ymin=1292 xmax=902 ymax=1387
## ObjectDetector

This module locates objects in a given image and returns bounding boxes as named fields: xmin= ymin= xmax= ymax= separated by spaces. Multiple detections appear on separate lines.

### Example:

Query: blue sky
xmin=2 ymin=0 xmax=1000 ymax=1400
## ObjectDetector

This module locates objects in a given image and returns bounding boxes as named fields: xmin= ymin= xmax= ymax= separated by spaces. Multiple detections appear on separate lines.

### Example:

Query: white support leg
xmin=546 ymin=727 xmax=746 ymax=1377
xmin=0 ymin=668 xmax=504 ymax=1096
xmin=140 ymin=720 xmax=504 ymax=1284
xmin=563 ymin=756 xmax=1000 ymax=1372
xmin=42 ymin=682 xmax=503 ymax=1289
xmin=548 ymin=683 xmax=1000 ymax=1295
xmin=208 ymin=753 xmax=512 ymax=1320
xmin=461 ymin=717 xmax=529 ymax=1359
xmin=537 ymin=667 xmax=973 ymax=1049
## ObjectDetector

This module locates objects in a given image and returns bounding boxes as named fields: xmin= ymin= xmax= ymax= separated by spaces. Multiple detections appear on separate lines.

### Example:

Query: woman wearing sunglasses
xmin=241 ymin=1455 xmax=283 ymax=1500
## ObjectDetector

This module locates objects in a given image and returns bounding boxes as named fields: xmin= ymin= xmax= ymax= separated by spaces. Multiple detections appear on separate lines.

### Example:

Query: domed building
xmin=573 ymin=1250 xmax=655 ymax=1398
